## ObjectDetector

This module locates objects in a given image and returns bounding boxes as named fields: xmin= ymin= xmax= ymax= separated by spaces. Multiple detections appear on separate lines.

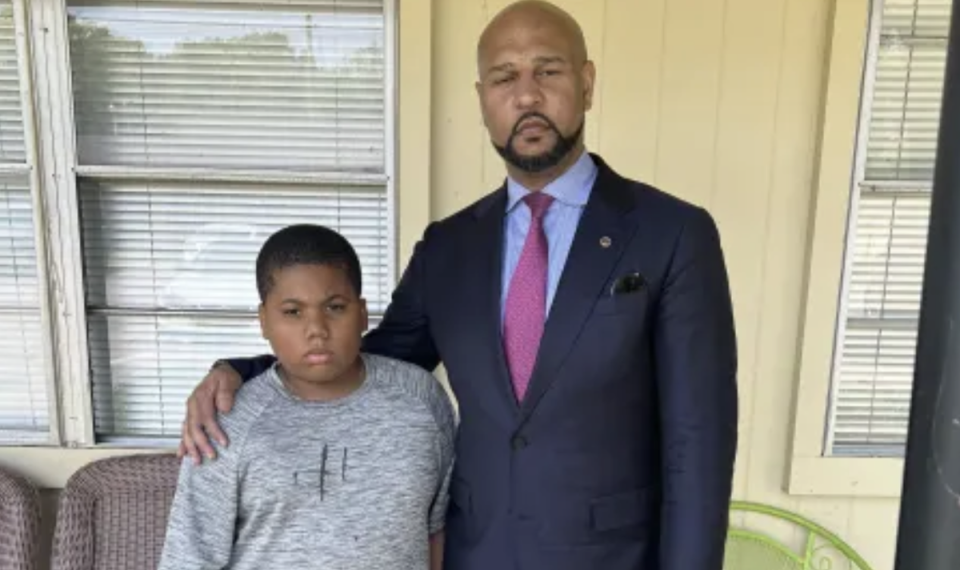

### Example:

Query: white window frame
xmin=0 ymin=0 xmax=404 ymax=452
xmin=822 ymin=0 xmax=887 ymax=459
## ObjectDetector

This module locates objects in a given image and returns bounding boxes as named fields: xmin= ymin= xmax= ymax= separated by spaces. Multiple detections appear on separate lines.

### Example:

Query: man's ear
xmin=581 ymin=60 xmax=596 ymax=111
xmin=475 ymin=80 xmax=490 ymax=128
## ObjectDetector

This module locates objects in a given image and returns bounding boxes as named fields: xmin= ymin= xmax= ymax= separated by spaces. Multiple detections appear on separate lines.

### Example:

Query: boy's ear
xmin=258 ymin=303 xmax=268 ymax=339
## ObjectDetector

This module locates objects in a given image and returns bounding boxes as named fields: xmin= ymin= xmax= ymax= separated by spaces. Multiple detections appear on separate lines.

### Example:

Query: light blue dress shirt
xmin=501 ymin=151 xmax=598 ymax=323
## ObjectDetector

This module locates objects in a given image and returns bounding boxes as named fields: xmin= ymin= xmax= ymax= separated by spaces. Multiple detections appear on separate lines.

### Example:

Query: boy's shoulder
xmin=233 ymin=368 xmax=280 ymax=404
xmin=363 ymin=353 xmax=456 ymax=426
xmin=216 ymin=369 xmax=283 ymax=436
xmin=364 ymin=353 xmax=444 ymax=396
xmin=364 ymin=352 xmax=436 ymax=382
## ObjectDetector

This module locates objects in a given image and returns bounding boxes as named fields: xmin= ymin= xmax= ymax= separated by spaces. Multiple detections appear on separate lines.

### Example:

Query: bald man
xmin=179 ymin=1 xmax=739 ymax=569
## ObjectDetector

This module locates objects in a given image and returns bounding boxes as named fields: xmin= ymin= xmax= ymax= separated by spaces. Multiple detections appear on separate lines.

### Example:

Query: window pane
xmin=79 ymin=178 xmax=390 ymax=439
xmin=79 ymin=179 xmax=389 ymax=313
xmin=0 ymin=2 xmax=26 ymax=164
xmin=0 ymin=178 xmax=49 ymax=443
xmin=844 ymin=190 xmax=930 ymax=321
xmin=831 ymin=190 xmax=930 ymax=455
xmin=88 ymin=313 xmax=268 ymax=439
xmin=864 ymin=43 xmax=947 ymax=181
xmin=67 ymin=1 xmax=385 ymax=172
xmin=883 ymin=0 xmax=952 ymax=39
xmin=833 ymin=323 xmax=915 ymax=456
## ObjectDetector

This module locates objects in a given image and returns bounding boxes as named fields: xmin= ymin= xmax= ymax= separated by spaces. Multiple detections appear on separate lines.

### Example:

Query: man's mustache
xmin=511 ymin=113 xmax=560 ymax=136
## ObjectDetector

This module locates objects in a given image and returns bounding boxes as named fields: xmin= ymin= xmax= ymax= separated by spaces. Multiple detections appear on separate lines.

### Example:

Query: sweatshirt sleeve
xmin=428 ymin=383 xmax=457 ymax=535
xmin=158 ymin=425 xmax=243 ymax=569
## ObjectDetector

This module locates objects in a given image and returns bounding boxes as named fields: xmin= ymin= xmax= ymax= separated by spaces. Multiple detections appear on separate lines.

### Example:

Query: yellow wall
xmin=5 ymin=0 xmax=905 ymax=568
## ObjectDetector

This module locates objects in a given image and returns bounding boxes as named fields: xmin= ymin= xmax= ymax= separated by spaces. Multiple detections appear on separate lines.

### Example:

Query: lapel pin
xmin=600 ymin=236 xmax=612 ymax=248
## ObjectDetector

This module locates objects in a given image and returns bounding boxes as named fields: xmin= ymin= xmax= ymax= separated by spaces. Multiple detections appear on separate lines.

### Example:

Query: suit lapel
xmin=519 ymin=159 xmax=640 ymax=418
xmin=467 ymin=187 xmax=522 ymax=419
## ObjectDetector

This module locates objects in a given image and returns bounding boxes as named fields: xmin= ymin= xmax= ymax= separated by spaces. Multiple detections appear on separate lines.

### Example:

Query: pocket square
xmin=610 ymin=271 xmax=646 ymax=296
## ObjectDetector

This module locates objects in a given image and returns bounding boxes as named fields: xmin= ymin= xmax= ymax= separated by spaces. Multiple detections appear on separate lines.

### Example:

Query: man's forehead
xmin=484 ymin=53 xmax=566 ymax=72
xmin=483 ymin=19 xmax=566 ymax=49
xmin=477 ymin=11 xmax=585 ymax=73
xmin=479 ymin=33 xmax=573 ymax=72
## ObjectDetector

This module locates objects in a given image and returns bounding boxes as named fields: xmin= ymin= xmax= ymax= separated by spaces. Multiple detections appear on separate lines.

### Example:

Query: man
xmin=179 ymin=1 xmax=739 ymax=569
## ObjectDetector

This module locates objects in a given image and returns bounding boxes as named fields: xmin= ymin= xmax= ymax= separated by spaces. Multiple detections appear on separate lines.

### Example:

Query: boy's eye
xmin=282 ymin=308 xmax=300 ymax=317
xmin=326 ymin=303 xmax=347 ymax=313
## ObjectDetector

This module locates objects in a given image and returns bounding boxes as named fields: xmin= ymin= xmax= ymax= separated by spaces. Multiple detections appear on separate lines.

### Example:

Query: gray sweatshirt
xmin=158 ymin=353 xmax=457 ymax=570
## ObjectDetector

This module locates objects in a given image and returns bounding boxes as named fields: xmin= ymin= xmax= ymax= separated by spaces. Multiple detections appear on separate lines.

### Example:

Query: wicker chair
xmin=0 ymin=466 xmax=42 ymax=570
xmin=50 ymin=453 xmax=181 ymax=570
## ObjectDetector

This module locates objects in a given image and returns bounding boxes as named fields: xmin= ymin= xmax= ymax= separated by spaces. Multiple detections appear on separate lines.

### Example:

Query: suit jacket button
xmin=512 ymin=435 xmax=528 ymax=450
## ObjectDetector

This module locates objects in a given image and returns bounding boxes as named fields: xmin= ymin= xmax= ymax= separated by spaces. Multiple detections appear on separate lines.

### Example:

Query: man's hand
xmin=429 ymin=531 xmax=444 ymax=570
xmin=177 ymin=363 xmax=242 ymax=464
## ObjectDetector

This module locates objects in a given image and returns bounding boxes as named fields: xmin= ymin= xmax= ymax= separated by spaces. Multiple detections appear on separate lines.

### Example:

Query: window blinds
xmin=0 ymin=180 xmax=49 ymax=443
xmin=0 ymin=4 xmax=24 ymax=162
xmin=67 ymin=0 xmax=390 ymax=441
xmin=69 ymin=2 xmax=385 ymax=172
xmin=0 ymin=3 xmax=50 ymax=444
xmin=829 ymin=0 xmax=950 ymax=455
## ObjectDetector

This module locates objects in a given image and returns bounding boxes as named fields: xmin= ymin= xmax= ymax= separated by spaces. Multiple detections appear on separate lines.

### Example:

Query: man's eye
xmin=283 ymin=308 xmax=300 ymax=317
xmin=327 ymin=303 xmax=347 ymax=313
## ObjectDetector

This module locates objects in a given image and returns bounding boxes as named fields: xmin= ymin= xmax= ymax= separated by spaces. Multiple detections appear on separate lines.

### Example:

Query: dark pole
xmin=893 ymin=0 xmax=960 ymax=568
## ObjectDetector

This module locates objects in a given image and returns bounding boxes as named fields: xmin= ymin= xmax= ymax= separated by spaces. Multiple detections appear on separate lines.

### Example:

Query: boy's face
xmin=258 ymin=263 xmax=368 ymax=396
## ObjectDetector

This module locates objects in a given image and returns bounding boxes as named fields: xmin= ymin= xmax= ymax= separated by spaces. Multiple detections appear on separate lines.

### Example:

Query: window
xmin=0 ymin=1 xmax=54 ymax=444
xmin=0 ymin=0 xmax=395 ymax=446
xmin=826 ymin=0 xmax=951 ymax=456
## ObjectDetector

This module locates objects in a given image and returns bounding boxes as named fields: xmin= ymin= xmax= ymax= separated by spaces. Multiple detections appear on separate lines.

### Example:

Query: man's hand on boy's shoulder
xmin=178 ymin=362 xmax=243 ymax=465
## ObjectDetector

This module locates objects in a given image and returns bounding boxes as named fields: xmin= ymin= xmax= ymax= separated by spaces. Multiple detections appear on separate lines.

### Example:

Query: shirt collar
xmin=505 ymin=150 xmax=597 ymax=212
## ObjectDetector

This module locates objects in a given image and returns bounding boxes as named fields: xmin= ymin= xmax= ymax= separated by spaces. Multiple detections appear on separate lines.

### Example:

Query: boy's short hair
xmin=255 ymin=224 xmax=362 ymax=302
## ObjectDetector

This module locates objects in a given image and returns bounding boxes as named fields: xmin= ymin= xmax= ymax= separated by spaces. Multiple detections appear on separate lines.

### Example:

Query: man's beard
xmin=493 ymin=113 xmax=584 ymax=174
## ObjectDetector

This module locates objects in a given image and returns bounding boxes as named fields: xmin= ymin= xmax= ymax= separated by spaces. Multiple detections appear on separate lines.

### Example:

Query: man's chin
xmin=507 ymin=142 xmax=558 ymax=161
xmin=512 ymin=151 xmax=550 ymax=163
xmin=512 ymin=138 xmax=555 ymax=154
xmin=493 ymin=138 xmax=573 ymax=173
xmin=508 ymin=150 xmax=567 ymax=171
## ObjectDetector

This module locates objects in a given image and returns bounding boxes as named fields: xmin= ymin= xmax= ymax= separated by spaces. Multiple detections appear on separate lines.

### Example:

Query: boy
xmin=158 ymin=224 xmax=456 ymax=570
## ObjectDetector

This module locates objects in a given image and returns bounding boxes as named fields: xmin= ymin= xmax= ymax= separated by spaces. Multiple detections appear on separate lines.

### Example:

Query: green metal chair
xmin=724 ymin=501 xmax=874 ymax=570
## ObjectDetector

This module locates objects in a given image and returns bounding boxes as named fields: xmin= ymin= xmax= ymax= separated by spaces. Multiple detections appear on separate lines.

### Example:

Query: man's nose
xmin=514 ymin=74 xmax=543 ymax=109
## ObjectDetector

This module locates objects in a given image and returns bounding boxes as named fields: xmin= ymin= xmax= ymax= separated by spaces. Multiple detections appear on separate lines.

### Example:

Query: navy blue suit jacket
xmin=232 ymin=154 xmax=738 ymax=570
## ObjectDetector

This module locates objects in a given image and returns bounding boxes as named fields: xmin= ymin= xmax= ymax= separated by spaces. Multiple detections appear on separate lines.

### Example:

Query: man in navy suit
xmin=179 ymin=1 xmax=738 ymax=568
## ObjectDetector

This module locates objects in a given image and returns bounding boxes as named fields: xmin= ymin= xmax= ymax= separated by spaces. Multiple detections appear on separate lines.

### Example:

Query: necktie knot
xmin=523 ymin=192 xmax=554 ymax=222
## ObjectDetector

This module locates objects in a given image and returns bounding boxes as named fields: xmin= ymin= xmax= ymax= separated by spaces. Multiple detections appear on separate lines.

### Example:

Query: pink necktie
xmin=503 ymin=192 xmax=554 ymax=402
